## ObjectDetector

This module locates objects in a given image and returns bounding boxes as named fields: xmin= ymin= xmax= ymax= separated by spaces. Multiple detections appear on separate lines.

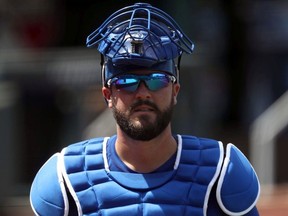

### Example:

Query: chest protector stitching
xmin=60 ymin=135 xmax=224 ymax=216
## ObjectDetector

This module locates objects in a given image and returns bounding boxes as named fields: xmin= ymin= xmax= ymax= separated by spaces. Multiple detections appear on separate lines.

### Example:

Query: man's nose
xmin=134 ymin=81 xmax=151 ymax=99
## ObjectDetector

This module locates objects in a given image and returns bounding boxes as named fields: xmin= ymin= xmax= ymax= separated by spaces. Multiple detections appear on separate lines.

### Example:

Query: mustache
xmin=130 ymin=100 xmax=159 ymax=112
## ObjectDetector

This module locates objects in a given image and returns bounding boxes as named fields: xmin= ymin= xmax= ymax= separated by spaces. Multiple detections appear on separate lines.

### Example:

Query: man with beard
xmin=30 ymin=3 xmax=260 ymax=216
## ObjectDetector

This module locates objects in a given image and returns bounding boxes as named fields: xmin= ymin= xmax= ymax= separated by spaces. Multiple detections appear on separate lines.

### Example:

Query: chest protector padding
xmin=61 ymin=135 xmax=223 ymax=216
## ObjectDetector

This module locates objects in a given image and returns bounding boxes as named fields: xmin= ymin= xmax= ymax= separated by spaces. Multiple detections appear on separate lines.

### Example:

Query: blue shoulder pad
xmin=30 ymin=153 xmax=68 ymax=216
xmin=216 ymin=144 xmax=260 ymax=215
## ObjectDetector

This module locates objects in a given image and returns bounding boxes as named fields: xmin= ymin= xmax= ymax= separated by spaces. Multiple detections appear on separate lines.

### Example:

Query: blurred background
xmin=1 ymin=0 xmax=288 ymax=215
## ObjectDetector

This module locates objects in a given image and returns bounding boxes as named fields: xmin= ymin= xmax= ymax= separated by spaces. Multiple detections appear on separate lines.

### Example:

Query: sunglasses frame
xmin=107 ymin=72 xmax=176 ymax=92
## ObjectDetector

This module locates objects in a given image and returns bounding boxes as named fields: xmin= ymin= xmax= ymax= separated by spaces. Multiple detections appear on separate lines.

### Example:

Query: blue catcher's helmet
xmin=86 ymin=2 xmax=194 ymax=85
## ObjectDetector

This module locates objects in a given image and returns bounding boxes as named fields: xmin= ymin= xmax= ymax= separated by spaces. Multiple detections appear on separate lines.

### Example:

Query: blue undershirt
xmin=107 ymin=135 xmax=177 ymax=173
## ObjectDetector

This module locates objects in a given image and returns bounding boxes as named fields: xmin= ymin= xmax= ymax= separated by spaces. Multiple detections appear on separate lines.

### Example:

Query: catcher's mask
xmin=86 ymin=2 xmax=194 ymax=85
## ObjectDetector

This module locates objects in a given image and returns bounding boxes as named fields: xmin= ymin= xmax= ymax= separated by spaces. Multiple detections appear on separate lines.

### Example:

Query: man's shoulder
xmin=216 ymin=144 xmax=260 ymax=215
xmin=180 ymin=134 xmax=221 ymax=149
xmin=30 ymin=153 xmax=67 ymax=215
xmin=179 ymin=135 xmax=260 ymax=215
xmin=180 ymin=134 xmax=219 ymax=142
xmin=67 ymin=137 xmax=107 ymax=148
xmin=64 ymin=137 xmax=108 ymax=155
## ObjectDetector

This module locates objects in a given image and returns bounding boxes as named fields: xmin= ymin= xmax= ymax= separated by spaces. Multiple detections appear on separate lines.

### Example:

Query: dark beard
xmin=112 ymin=99 xmax=174 ymax=141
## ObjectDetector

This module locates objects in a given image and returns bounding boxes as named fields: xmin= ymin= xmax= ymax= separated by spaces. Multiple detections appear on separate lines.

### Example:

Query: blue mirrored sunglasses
xmin=107 ymin=73 xmax=176 ymax=92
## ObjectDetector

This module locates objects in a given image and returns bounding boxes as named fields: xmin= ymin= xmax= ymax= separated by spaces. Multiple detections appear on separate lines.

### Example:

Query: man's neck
xmin=115 ymin=126 xmax=177 ymax=173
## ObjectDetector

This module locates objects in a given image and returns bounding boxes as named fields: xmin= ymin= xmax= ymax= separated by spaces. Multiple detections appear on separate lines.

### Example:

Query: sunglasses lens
xmin=146 ymin=74 xmax=170 ymax=91
xmin=110 ymin=73 xmax=174 ymax=92
xmin=114 ymin=78 xmax=139 ymax=92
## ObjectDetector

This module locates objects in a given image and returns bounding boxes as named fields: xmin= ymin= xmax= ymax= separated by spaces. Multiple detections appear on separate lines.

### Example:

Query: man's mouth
xmin=133 ymin=106 xmax=154 ymax=112
xmin=130 ymin=100 xmax=158 ymax=113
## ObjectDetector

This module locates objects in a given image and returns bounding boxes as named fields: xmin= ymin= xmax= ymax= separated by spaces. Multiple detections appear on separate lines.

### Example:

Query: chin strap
xmin=100 ymin=54 xmax=109 ymax=105
xmin=100 ymin=54 xmax=106 ymax=87
xmin=176 ymin=55 xmax=182 ymax=82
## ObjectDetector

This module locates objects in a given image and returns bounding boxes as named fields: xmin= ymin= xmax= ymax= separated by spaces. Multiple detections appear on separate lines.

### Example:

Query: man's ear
xmin=173 ymin=83 xmax=180 ymax=105
xmin=102 ymin=87 xmax=112 ymax=107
